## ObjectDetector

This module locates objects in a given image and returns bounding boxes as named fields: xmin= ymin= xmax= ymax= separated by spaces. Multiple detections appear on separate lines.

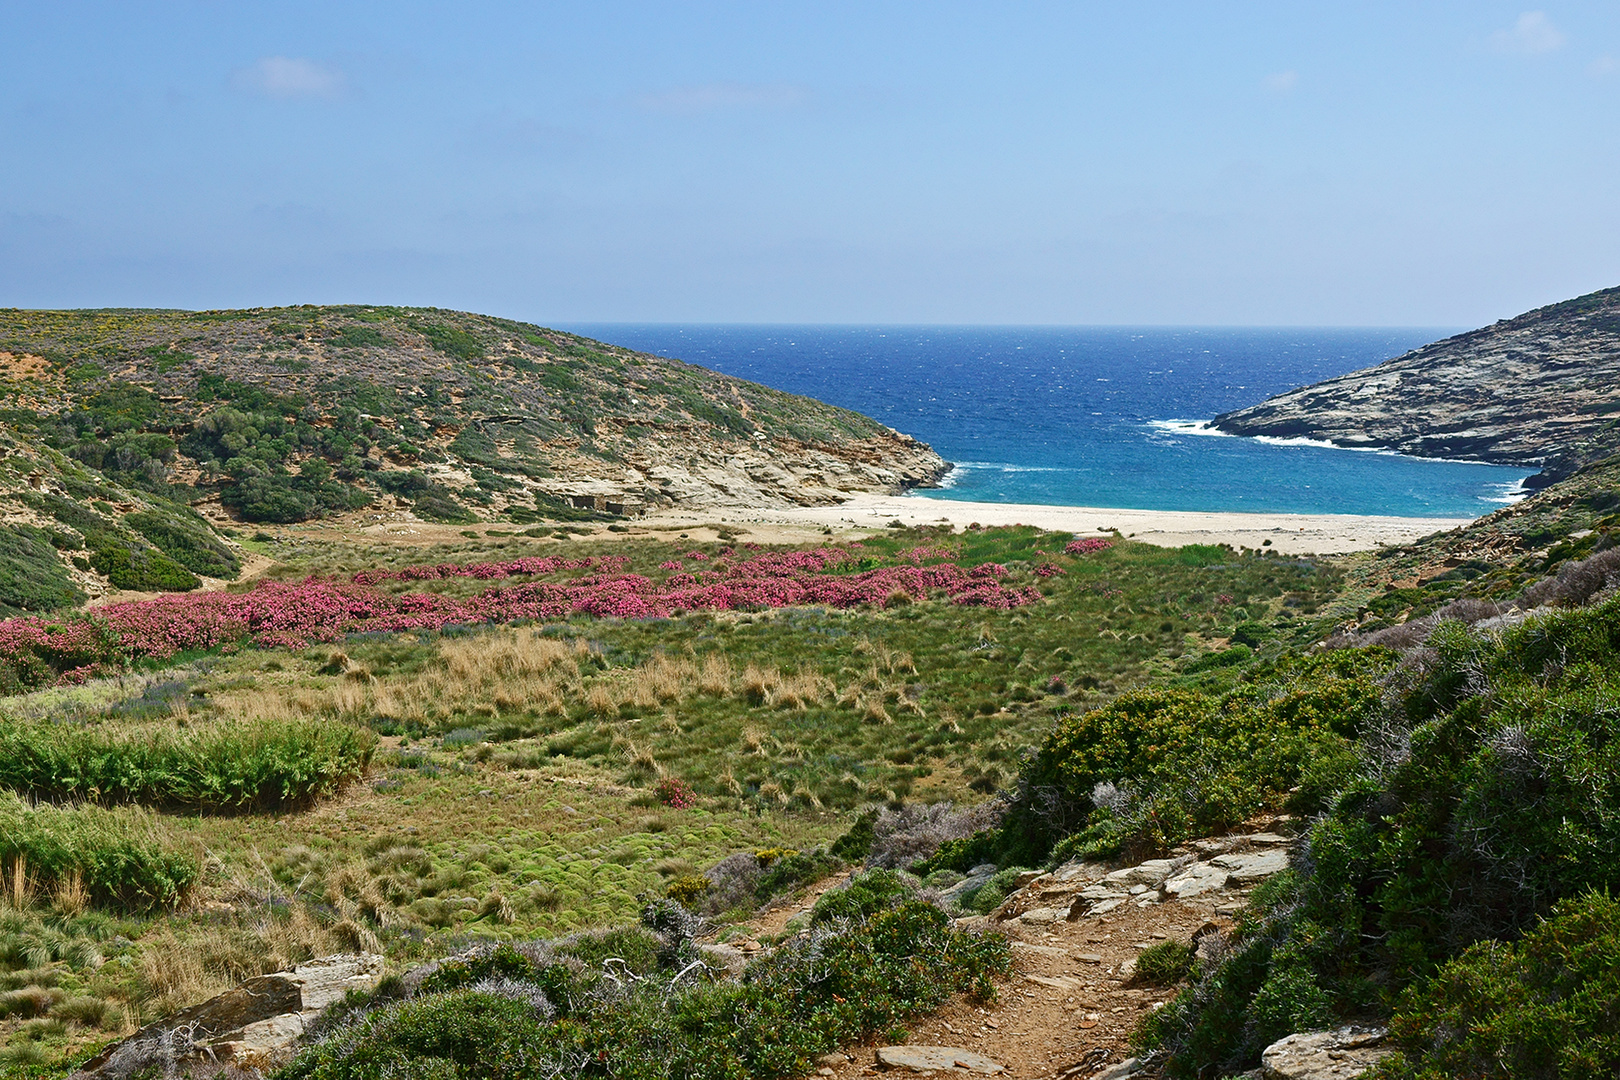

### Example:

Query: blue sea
xmin=560 ymin=325 xmax=1531 ymax=519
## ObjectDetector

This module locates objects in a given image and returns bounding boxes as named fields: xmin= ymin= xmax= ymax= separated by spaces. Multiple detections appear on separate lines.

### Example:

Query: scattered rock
xmin=76 ymin=953 xmax=384 ymax=1077
xmin=1089 ymin=1058 xmax=1141 ymax=1080
xmin=1016 ymin=906 xmax=1065 ymax=925
xmin=875 ymin=1046 xmax=1006 ymax=1074
xmin=1260 ymin=1026 xmax=1391 ymax=1080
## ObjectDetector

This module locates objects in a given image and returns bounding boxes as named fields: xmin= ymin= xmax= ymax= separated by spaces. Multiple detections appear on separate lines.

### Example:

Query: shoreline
xmin=637 ymin=493 xmax=1474 ymax=555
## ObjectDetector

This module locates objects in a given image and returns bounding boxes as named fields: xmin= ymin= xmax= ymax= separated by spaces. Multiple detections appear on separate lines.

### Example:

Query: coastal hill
xmin=0 ymin=306 xmax=947 ymax=529
xmin=0 ymin=305 xmax=945 ymax=613
xmin=1212 ymin=284 xmax=1620 ymax=480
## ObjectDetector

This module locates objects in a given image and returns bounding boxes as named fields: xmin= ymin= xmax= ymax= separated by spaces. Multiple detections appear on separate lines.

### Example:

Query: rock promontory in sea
xmin=1212 ymin=285 xmax=1620 ymax=482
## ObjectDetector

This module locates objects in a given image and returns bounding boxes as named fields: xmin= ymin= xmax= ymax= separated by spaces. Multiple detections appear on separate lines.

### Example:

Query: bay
xmin=559 ymin=324 xmax=1529 ymax=519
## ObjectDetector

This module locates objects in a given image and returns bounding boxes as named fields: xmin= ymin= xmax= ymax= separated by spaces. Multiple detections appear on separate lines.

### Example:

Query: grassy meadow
xmin=0 ymin=519 xmax=1346 ymax=1070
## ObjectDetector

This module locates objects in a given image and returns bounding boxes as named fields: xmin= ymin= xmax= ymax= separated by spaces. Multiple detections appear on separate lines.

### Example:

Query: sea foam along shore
xmin=638 ymin=493 xmax=1474 ymax=555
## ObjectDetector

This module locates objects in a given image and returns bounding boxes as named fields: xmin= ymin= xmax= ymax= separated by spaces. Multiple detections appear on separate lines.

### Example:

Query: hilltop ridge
xmin=1213 ymin=284 xmax=1620 ymax=482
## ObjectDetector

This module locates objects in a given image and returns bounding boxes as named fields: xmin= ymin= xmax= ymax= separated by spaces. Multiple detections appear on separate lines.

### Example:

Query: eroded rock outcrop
xmin=75 ymin=953 xmax=384 ymax=1078
xmin=1213 ymin=285 xmax=1620 ymax=472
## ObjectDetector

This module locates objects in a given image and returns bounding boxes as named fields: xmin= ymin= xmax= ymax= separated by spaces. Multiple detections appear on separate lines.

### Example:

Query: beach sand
xmin=637 ymin=493 xmax=1474 ymax=555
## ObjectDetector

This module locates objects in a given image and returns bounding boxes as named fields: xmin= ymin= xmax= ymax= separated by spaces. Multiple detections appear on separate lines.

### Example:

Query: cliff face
xmin=1212 ymin=286 xmax=1620 ymax=469
xmin=0 ymin=306 xmax=949 ymax=525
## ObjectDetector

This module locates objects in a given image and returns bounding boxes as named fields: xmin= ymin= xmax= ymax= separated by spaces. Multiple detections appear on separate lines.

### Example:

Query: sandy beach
xmin=638 ymin=493 xmax=1475 ymax=555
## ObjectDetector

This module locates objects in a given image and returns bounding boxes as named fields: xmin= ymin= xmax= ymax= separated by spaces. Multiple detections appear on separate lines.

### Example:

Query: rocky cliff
xmin=1212 ymin=285 xmax=1620 ymax=476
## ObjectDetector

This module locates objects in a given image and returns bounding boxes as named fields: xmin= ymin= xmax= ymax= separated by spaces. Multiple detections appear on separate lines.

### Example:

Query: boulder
xmin=1259 ymin=1027 xmax=1391 ymax=1080
xmin=876 ymin=1046 xmax=1006 ymax=1074
xmin=75 ymin=953 xmax=384 ymax=1077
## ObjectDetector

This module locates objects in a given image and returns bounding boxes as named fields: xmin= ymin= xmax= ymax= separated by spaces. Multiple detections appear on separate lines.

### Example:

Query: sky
xmin=2 ymin=3 xmax=1619 ymax=326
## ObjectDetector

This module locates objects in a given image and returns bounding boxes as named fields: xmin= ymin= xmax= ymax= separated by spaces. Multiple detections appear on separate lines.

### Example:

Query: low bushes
xmin=279 ymin=880 xmax=1011 ymax=1080
xmin=0 ymin=793 xmax=201 ymax=910
xmin=125 ymin=507 xmax=240 ymax=579
xmin=1139 ymin=597 xmax=1620 ymax=1076
xmin=0 ymin=718 xmax=375 ymax=811
xmin=0 ymin=525 xmax=84 ymax=617
xmin=923 ymin=651 xmax=1388 ymax=873
xmin=0 ymin=543 xmax=1045 ymax=690
xmin=1376 ymin=891 xmax=1620 ymax=1080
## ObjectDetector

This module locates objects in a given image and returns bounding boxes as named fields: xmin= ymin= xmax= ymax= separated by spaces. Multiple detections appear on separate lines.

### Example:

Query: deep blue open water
xmin=560 ymin=325 xmax=1530 ymax=519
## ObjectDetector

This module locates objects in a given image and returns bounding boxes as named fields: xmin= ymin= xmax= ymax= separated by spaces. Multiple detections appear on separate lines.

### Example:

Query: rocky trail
xmin=716 ymin=819 xmax=1375 ymax=1080
xmin=77 ymin=819 xmax=1390 ymax=1080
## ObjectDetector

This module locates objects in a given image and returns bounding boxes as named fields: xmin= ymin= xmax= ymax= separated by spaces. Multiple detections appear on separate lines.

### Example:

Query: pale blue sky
xmin=3 ymin=3 xmax=1618 ymax=325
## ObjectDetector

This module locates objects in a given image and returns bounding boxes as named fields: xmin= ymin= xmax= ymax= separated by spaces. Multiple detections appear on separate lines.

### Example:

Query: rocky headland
xmin=1212 ymin=284 xmax=1620 ymax=483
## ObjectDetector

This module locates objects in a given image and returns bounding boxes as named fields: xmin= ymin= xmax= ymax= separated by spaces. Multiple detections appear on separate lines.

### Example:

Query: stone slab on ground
xmin=875 ymin=1046 xmax=1007 ymax=1074
xmin=1212 ymin=849 xmax=1290 ymax=886
xmin=1161 ymin=862 xmax=1231 ymax=899
xmin=75 ymin=953 xmax=384 ymax=1077
xmin=1260 ymin=1027 xmax=1391 ymax=1080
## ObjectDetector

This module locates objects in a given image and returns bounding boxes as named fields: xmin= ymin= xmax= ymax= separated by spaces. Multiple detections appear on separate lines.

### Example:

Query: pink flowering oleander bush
xmin=0 ymin=546 xmax=1043 ymax=689
xmin=1065 ymin=537 xmax=1114 ymax=555
xmin=655 ymin=777 xmax=698 ymax=809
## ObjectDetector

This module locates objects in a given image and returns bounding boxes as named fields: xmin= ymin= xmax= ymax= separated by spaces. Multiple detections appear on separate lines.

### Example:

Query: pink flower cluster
xmin=353 ymin=554 xmax=629 ymax=585
xmin=0 ymin=544 xmax=1042 ymax=686
xmin=1065 ymin=538 xmax=1115 ymax=555
xmin=655 ymin=777 xmax=698 ymax=809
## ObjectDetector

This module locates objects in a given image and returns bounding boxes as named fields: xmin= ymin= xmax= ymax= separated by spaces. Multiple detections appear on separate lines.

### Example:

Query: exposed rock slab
xmin=1212 ymin=849 xmax=1291 ymax=887
xmin=76 ymin=953 xmax=384 ymax=1077
xmin=1260 ymin=1026 xmax=1391 ymax=1080
xmin=876 ymin=1046 xmax=1007 ymax=1074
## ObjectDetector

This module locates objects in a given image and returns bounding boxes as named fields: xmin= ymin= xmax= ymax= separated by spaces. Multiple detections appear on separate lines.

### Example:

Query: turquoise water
xmin=561 ymin=324 xmax=1530 ymax=519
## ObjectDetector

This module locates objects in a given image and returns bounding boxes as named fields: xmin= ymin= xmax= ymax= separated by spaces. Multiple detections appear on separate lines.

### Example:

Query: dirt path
xmin=722 ymin=827 xmax=1292 ymax=1080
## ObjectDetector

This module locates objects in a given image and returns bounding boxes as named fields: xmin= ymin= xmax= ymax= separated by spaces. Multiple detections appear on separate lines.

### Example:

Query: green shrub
xmin=280 ymin=898 xmax=1010 ymax=1080
xmin=0 ymin=793 xmax=200 ymax=910
xmin=124 ymin=508 xmax=239 ymax=579
xmin=419 ymin=323 xmax=485 ymax=362
xmin=1141 ymin=599 xmax=1620 ymax=1077
xmin=1133 ymin=940 xmax=1195 ymax=986
xmin=1229 ymin=621 xmax=1274 ymax=648
xmin=413 ymin=494 xmax=476 ymax=525
xmin=1377 ymin=891 xmax=1620 ymax=1080
xmin=0 ymin=526 xmax=83 ymax=616
xmin=810 ymin=868 xmax=914 ymax=924
xmin=754 ymin=849 xmax=840 ymax=903
xmin=0 ymin=718 xmax=375 ymax=811
xmin=829 ymin=809 xmax=877 ymax=862
xmin=89 ymin=538 xmax=200 ymax=591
